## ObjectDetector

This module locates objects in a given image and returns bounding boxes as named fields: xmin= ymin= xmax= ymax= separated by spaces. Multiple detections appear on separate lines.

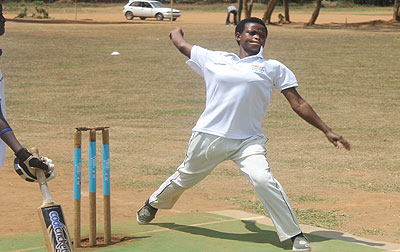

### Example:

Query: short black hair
xmin=235 ymin=17 xmax=268 ymax=45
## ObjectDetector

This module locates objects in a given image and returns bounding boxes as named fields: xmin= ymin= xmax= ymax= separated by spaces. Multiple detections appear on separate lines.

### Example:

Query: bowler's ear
xmin=235 ymin=32 xmax=241 ymax=44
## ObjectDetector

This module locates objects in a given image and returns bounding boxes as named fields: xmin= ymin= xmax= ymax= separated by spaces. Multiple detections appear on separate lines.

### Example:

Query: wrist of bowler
xmin=325 ymin=131 xmax=351 ymax=150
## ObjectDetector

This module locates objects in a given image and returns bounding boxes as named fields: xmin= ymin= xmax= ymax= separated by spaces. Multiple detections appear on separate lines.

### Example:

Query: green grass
xmin=235 ymin=199 xmax=348 ymax=230
xmin=294 ymin=208 xmax=349 ymax=229
xmin=293 ymin=195 xmax=326 ymax=203
xmin=238 ymin=200 xmax=269 ymax=216
xmin=355 ymin=228 xmax=386 ymax=236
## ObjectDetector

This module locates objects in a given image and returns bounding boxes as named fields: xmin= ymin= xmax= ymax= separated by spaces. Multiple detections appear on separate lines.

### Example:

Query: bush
xmin=15 ymin=7 xmax=27 ymax=18
xmin=32 ymin=0 xmax=46 ymax=5
xmin=34 ymin=7 xmax=49 ymax=18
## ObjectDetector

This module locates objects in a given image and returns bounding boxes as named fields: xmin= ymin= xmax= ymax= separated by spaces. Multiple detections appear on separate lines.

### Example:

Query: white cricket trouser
xmin=0 ymin=70 xmax=7 ymax=167
xmin=149 ymin=131 xmax=302 ymax=241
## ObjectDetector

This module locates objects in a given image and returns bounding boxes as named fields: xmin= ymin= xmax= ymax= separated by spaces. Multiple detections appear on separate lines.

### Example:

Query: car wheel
xmin=173 ymin=18 xmax=177 ymax=21
xmin=155 ymin=13 xmax=164 ymax=21
xmin=140 ymin=17 xmax=146 ymax=20
xmin=125 ymin=11 xmax=134 ymax=20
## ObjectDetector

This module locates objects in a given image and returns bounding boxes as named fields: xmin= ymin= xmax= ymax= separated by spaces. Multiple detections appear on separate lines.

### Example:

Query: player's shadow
xmin=152 ymin=220 xmax=297 ymax=250
xmin=150 ymin=220 xmax=386 ymax=250
xmin=310 ymin=231 xmax=385 ymax=247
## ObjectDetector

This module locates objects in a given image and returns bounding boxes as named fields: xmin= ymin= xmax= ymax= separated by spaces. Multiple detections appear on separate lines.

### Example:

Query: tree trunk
xmin=306 ymin=0 xmax=322 ymax=26
xmin=238 ymin=0 xmax=243 ymax=22
xmin=262 ymin=0 xmax=279 ymax=24
xmin=283 ymin=0 xmax=291 ymax=23
xmin=244 ymin=0 xmax=255 ymax=18
xmin=394 ymin=0 xmax=400 ymax=21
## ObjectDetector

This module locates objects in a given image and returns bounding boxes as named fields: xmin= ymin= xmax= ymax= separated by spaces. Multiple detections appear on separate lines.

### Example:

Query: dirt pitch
xmin=0 ymin=6 xmax=399 ymax=250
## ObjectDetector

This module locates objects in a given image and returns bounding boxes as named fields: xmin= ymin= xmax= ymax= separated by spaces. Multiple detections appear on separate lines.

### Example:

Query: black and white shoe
xmin=292 ymin=234 xmax=311 ymax=252
xmin=136 ymin=200 xmax=158 ymax=225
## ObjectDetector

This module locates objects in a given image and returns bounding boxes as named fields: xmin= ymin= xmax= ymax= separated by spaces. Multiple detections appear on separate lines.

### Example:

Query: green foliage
xmin=16 ymin=7 xmax=27 ymax=18
xmin=32 ymin=0 xmax=46 ymax=6
xmin=8 ymin=1 xmax=49 ymax=18
xmin=33 ymin=6 xmax=49 ymax=18
xmin=352 ymin=0 xmax=394 ymax=6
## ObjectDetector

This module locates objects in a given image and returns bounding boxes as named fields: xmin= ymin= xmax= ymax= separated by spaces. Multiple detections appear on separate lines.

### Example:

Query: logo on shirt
xmin=251 ymin=65 xmax=265 ymax=74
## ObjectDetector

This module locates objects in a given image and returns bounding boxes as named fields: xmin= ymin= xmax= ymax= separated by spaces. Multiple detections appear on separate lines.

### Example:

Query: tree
xmin=283 ymin=0 xmax=291 ymax=23
xmin=244 ymin=0 xmax=255 ymax=18
xmin=238 ymin=0 xmax=243 ymax=22
xmin=262 ymin=0 xmax=278 ymax=24
xmin=306 ymin=0 xmax=322 ymax=26
xmin=394 ymin=0 xmax=400 ymax=21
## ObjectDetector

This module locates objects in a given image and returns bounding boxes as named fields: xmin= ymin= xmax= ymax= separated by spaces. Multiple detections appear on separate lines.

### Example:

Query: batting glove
xmin=14 ymin=148 xmax=56 ymax=183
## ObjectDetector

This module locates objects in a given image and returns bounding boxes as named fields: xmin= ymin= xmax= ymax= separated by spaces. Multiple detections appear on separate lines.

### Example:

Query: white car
xmin=123 ymin=0 xmax=181 ymax=21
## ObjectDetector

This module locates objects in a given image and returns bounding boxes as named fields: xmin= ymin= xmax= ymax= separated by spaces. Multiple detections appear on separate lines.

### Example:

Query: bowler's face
xmin=236 ymin=22 xmax=267 ymax=56
xmin=0 ymin=4 xmax=5 ymax=36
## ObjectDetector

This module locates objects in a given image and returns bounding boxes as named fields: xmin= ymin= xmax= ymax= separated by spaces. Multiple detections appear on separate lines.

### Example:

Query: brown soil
xmin=6 ymin=9 xmax=399 ymax=30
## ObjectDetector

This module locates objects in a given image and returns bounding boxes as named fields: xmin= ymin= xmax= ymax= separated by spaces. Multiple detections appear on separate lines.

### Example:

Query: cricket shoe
xmin=136 ymin=200 xmax=158 ymax=225
xmin=292 ymin=234 xmax=311 ymax=252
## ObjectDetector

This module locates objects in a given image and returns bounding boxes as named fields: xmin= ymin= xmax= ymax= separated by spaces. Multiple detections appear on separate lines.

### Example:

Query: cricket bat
xmin=32 ymin=148 xmax=73 ymax=252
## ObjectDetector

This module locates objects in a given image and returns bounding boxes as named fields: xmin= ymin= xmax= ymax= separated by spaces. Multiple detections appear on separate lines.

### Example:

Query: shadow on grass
xmin=310 ymin=231 xmax=386 ymax=247
xmin=151 ymin=220 xmax=299 ymax=250
xmin=142 ymin=220 xmax=387 ymax=251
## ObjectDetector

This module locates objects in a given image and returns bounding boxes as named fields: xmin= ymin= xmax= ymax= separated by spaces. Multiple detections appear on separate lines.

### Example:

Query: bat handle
xmin=31 ymin=148 xmax=54 ymax=205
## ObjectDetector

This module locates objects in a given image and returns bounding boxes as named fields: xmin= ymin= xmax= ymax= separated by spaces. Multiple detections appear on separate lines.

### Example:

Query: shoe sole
xmin=136 ymin=213 xmax=150 ymax=225
xmin=293 ymin=248 xmax=311 ymax=252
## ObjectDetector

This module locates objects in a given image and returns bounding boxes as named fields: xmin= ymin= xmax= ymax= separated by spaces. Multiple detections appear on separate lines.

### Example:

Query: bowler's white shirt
xmin=186 ymin=45 xmax=298 ymax=139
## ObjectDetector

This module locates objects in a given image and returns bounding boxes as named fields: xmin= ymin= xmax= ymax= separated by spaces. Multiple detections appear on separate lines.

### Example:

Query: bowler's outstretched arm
xmin=169 ymin=27 xmax=193 ymax=58
xmin=282 ymin=87 xmax=351 ymax=150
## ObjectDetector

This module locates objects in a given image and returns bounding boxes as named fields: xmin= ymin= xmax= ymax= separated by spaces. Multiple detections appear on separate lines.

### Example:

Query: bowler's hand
xmin=169 ymin=27 xmax=184 ymax=40
xmin=326 ymin=131 xmax=351 ymax=150
xmin=169 ymin=26 xmax=192 ymax=58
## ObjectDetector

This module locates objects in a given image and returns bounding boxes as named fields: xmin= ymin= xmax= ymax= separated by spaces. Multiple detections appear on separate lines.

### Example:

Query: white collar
xmin=233 ymin=46 xmax=264 ymax=61
xmin=256 ymin=46 xmax=264 ymax=58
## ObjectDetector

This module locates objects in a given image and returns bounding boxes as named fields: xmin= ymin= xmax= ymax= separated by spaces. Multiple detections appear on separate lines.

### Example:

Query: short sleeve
xmin=273 ymin=61 xmax=298 ymax=92
xmin=185 ymin=45 xmax=209 ymax=77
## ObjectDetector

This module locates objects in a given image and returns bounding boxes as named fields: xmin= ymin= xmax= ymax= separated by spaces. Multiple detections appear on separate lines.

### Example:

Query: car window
xmin=151 ymin=1 xmax=167 ymax=8
xmin=131 ymin=1 xmax=141 ymax=6
xmin=143 ymin=2 xmax=152 ymax=8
